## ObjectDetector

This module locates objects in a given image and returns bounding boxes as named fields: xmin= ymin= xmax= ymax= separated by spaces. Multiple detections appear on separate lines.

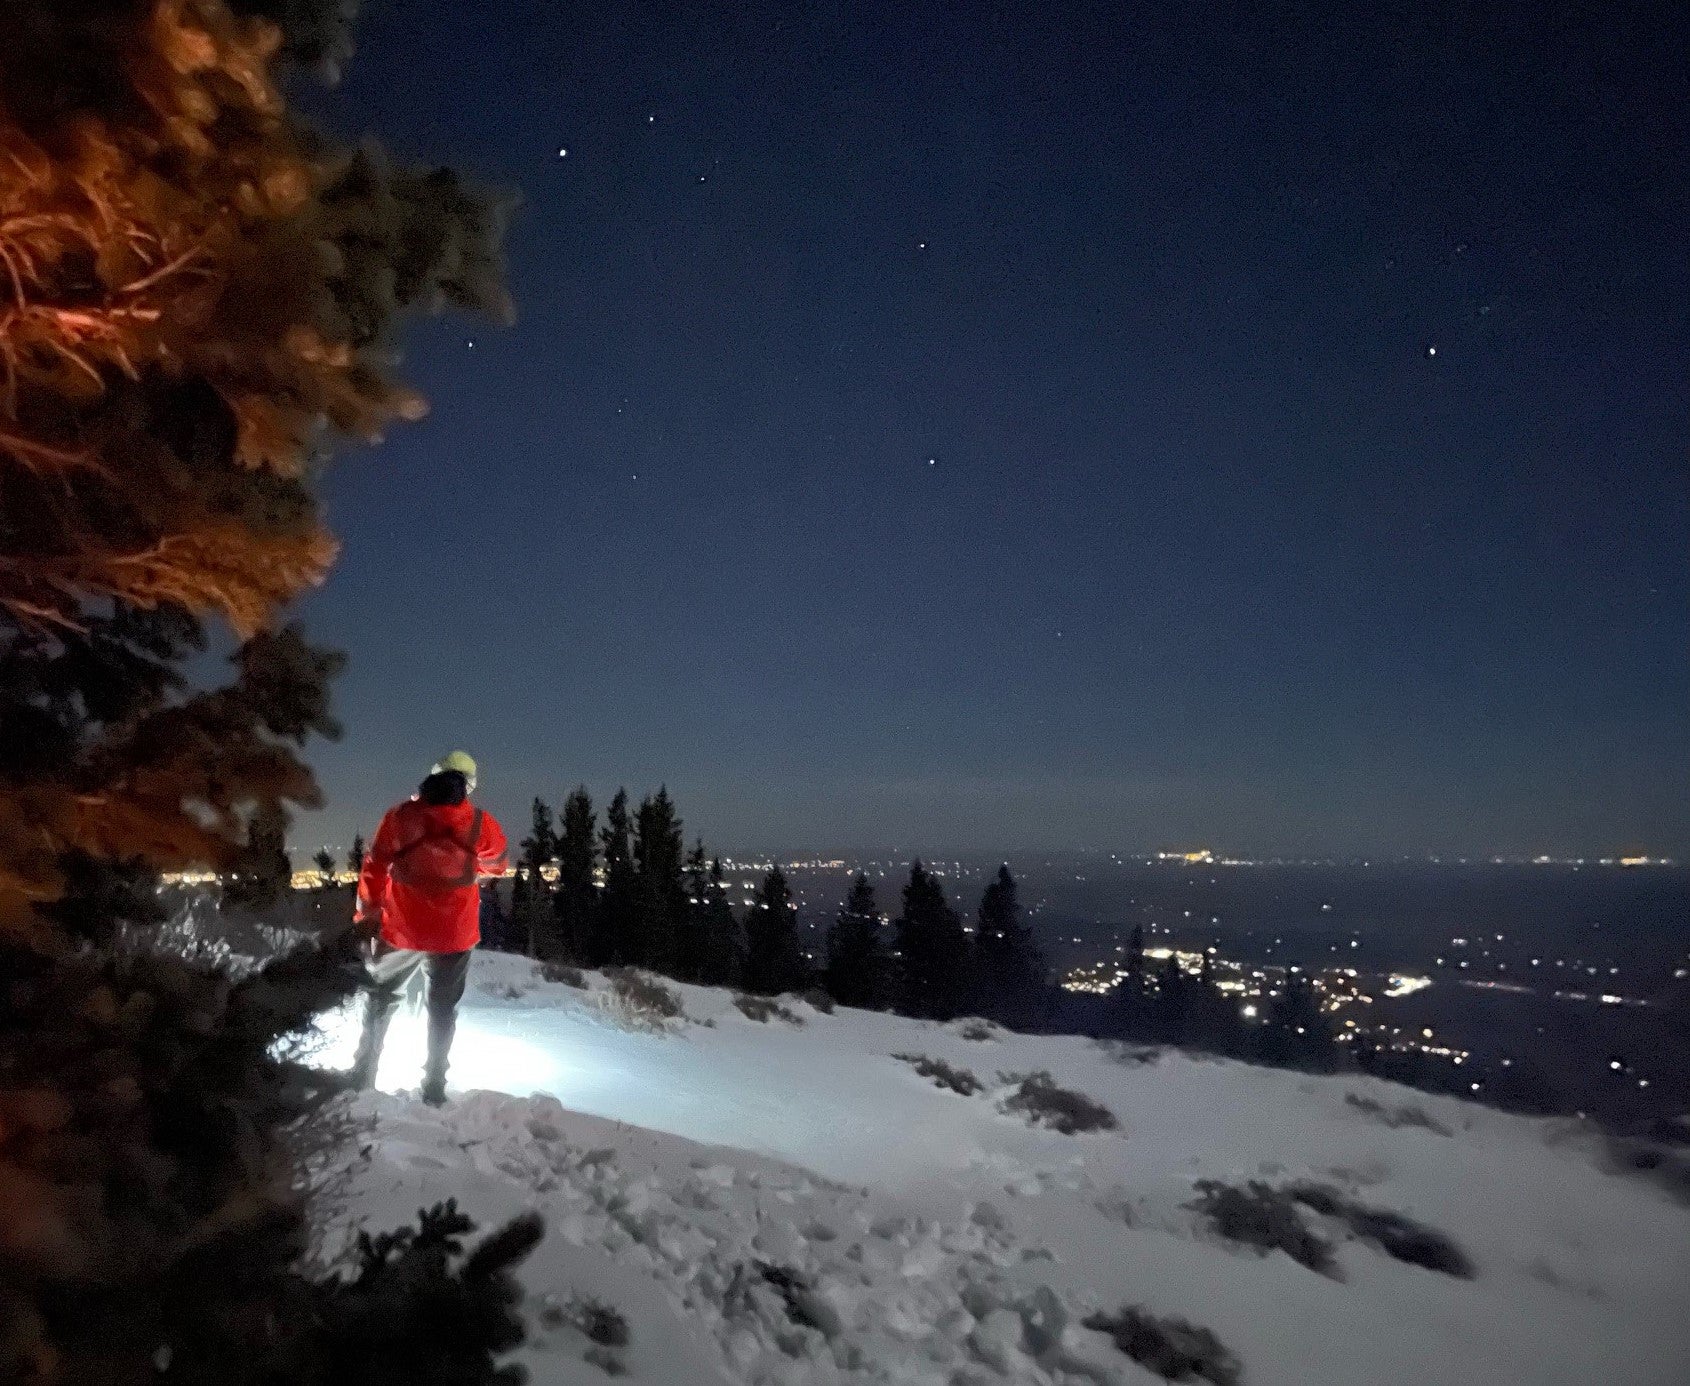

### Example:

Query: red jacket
xmin=356 ymin=797 xmax=508 ymax=953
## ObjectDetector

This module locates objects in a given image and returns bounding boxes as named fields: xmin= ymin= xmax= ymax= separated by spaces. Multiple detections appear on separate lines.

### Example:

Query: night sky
xmin=293 ymin=1 xmax=1688 ymax=860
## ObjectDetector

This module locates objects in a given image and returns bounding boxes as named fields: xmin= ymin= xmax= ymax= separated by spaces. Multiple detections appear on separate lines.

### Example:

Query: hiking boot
xmin=420 ymin=1075 xmax=447 ymax=1107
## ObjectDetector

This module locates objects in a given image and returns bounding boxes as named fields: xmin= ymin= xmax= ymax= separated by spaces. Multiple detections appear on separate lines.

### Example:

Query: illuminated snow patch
xmin=298 ymin=999 xmax=567 ymax=1096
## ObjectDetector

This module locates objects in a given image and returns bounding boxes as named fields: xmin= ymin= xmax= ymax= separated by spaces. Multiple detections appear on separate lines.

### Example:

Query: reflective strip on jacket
xmin=356 ymin=797 xmax=509 ymax=953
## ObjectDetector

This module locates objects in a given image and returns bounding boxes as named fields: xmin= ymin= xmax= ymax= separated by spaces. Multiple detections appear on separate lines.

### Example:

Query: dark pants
xmin=350 ymin=941 xmax=473 ymax=1090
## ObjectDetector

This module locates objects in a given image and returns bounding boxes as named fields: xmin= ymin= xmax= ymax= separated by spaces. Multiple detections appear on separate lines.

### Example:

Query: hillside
xmin=303 ymin=952 xmax=1690 ymax=1386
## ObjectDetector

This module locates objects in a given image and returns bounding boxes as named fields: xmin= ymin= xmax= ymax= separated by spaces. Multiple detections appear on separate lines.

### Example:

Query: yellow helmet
xmin=431 ymin=750 xmax=478 ymax=790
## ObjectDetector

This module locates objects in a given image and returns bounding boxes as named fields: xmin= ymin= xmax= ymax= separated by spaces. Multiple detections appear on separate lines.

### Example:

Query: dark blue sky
xmin=293 ymin=0 xmax=1688 ymax=860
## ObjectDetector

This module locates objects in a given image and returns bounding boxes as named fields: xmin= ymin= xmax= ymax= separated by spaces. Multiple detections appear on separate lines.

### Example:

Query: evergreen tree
xmin=524 ymin=797 xmax=557 ymax=866
xmin=224 ymin=802 xmax=293 ymax=912
xmin=1257 ymin=971 xmax=1337 ymax=1070
xmin=894 ymin=861 xmax=970 ymax=1019
xmin=552 ymin=786 xmax=597 ymax=964
xmin=505 ymin=866 xmax=533 ymax=956
xmin=973 ymin=865 xmax=1047 ymax=1028
xmin=0 ymin=0 xmax=510 ymax=934
xmin=347 ymin=833 xmax=367 ymax=878
xmin=1154 ymin=951 xmax=1191 ymax=1044
xmin=825 ymin=874 xmax=891 ymax=1009
xmin=1188 ymin=950 xmax=1246 ymax=1055
xmin=697 ymin=857 xmax=744 ymax=987
xmin=514 ymin=797 xmax=556 ymax=957
xmin=743 ymin=866 xmax=804 ymax=995
xmin=310 ymin=846 xmax=339 ymax=929
xmin=1112 ymin=923 xmax=1151 ymax=1040
xmin=1125 ymin=923 xmax=1146 ymax=988
xmin=478 ymin=876 xmax=522 ymax=953
xmin=0 ymin=3 xmax=528 ymax=1378
xmin=590 ymin=789 xmax=637 ymax=966
xmin=678 ymin=839 xmax=711 ymax=982
xmin=632 ymin=788 xmax=686 ymax=974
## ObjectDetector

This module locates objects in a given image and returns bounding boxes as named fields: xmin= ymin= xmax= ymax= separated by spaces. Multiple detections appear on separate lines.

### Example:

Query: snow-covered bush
xmin=0 ymin=935 xmax=543 ymax=1383
xmin=566 ymin=1292 xmax=631 ymax=1347
xmin=895 ymin=1052 xmax=984 ymax=1096
xmin=956 ymin=1018 xmax=1000 ymax=1042
xmin=1289 ymin=1182 xmax=1474 ymax=1277
xmin=1098 ymin=1040 xmax=1161 ymax=1067
xmin=316 ymin=1200 xmax=544 ymax=1379
xmin=998 ymin=1070 xmax=1119 ymax=1134
xmin=747 ymin=1261 xmax=841 ymax=1337
xmin=1602 ymin=1135 xmax=1690 ymax=1205
xmin=1187 ymin=1179 xmax=1336 ymax=1276
xmin=117 ymin=889 xmax=319 ymax=980
xmin=800 ymin=987 xmax=836 ymax=1014
xmin=599 ymin=967 xmax=686 ymax=1030
xmin=540 ymin=961 xmax=587 ymax=989
xmin=735 ymin=993 xmax=802 ymax=1025
xmin=1083 ymin=1305 xmax=1241 ymax=1385
xmin=1343 ymin=1091 xmax=1452 ymax=1137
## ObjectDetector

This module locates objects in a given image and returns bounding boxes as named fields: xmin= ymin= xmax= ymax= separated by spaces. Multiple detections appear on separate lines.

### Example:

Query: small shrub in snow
xmin=801 ymin=986 xmax=836 ymax=1014
xmin=735 ymin=993 xmax=802 ymax=1024
xmin=568 ymin=1293 xmax=632 ymax=1348
xmin=599 ymin=967 xmax=685 ymax=1029
xmin=584 ymin=1345 xmax=626 ymax=1375
xmin=1097 ymin=1040 xmax=1160 ymax=1067
xmin=1288 ymin=1182 xmax=1474 ymax=1277
xmin=894 ymin=1052 xmax=984 ymax=1096
xmin=1343 ymin=1091 xmax=1452 ymax=1137
xmin=541 ymin=961 xmax=587 ymax=988
xmin=957 ymin=1018 xmax=999 ymax=1042
xmin=1187 ymin=1179 xmax=1337 ymax=1276
xmin=998 ymin=1070 xmax=1119 ymax=1134
xmin=755 ymin=1261 xmax=840 ymax=1335
xmin=1601 ymin=1136 xmax=1690 ymax=1205
xmin=1094 ymin=1188 xmax=1138 ymax=1225
xmin=325 ymin=1200 xmax=545 ymax=1375
xmin=1083 ymin=1305 xmax=1241 ymax=1386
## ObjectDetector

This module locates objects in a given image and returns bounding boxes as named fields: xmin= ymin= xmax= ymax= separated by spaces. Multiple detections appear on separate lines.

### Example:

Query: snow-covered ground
xmin=304 ymin=952 xmax=1690 ymax=1386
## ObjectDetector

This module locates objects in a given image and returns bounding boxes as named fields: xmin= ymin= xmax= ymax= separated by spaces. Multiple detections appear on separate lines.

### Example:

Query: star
xmin=927 ymin=457 xmax=936 ymax=465
xmin=557 ymin=146 xmax=568 ymax=157
xmin=1425 ymin=345 xmax=1438 ymax=358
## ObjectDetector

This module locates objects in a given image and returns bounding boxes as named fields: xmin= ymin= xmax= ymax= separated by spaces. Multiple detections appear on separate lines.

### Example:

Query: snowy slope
xmin=304 ymin=952 xmax=1690 ymax=1386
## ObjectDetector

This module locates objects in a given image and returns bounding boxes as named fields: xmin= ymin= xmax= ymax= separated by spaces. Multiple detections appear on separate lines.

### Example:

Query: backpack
xmin=390 ymin=806 xmax=485 ymax=892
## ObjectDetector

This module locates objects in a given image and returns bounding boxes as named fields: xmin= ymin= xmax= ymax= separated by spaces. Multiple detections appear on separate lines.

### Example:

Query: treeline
xmin=475 ymin=788 xmax=1050 ymax=1029
xmin=458 ymin=792 xmax=1591 ymax=1113
xmin=470 ymin=789 xmax=1369 ymax=1075
xmin=1104 ymin=924 xmax=1342 ymax=1070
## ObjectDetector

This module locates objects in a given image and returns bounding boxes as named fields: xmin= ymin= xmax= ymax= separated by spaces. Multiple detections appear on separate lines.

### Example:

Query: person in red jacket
xmin=349 ymin=750 xmax=508 ymax=1105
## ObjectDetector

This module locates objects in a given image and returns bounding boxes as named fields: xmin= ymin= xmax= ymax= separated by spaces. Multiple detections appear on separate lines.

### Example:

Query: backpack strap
xmin=452 ymin=808 xmax=485 ymax=886
xmin=391 ymin=806 xmax=484 ymax=888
